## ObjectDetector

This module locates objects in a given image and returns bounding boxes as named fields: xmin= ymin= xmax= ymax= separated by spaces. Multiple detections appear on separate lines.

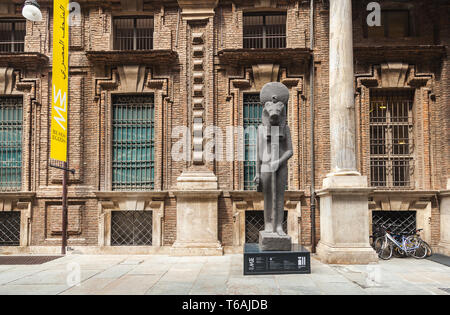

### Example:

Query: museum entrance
xmin=0 ymin=211 xmax=20 ymax=246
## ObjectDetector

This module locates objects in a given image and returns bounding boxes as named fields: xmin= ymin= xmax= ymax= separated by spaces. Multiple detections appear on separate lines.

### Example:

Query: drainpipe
xmin=309 ymin=0 xmax=317 ymax=254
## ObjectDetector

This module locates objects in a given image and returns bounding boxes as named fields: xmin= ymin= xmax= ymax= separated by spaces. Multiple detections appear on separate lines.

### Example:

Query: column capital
xmin=177 ymin=0 xmax=218 ymax=21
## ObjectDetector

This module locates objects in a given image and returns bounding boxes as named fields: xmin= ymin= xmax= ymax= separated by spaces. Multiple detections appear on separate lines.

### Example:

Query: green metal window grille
xmin=243 ymin=94 xmax=263 ymax=191
xmin=0 ymin=96 xmax=22 ymax=191
xmin=112 ymin=95 xmax=155 ymax=191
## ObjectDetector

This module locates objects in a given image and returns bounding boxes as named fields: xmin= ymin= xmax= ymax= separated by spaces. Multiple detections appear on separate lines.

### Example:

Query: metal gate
xmin=245 ymin=210 xmax=288 ymax=244
xmin=372 ymin=211 xmax=416 ymax=236
xmin=0 ymin=212 xmax=20 ymax=246
xmin=111 ymin=211 xmax=152 ymax=246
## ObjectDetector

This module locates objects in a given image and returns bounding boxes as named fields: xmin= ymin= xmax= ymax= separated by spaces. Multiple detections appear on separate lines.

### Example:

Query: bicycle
xmin=374 ymin=224 xmax=428 ymax=260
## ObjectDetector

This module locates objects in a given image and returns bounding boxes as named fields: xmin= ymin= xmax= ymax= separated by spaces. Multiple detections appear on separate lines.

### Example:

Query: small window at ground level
xmin=0 ymin=212 xmax=20 ymax=246
xmin=111 ymin=211 xmax=153 ymax=246
xmin=245 ymin=211 xmax=288 ymax=244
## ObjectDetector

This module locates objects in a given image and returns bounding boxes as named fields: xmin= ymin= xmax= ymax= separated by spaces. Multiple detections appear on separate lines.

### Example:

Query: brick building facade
xmin=0 ymin=0 xmax=449 ymax=257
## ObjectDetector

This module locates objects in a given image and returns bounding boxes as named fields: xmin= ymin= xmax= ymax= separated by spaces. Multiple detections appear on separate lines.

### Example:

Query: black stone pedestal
xmin=243 ymin=243 xmax=311 ymax=275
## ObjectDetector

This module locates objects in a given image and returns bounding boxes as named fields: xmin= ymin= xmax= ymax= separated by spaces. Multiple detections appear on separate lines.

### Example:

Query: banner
xmin=50 ymin=0 xmax=69 ymax=163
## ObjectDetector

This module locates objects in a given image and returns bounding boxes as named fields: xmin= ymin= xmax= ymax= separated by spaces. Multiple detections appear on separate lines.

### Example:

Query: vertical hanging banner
xmin=50 ymin=0 xmax=69 ymax=164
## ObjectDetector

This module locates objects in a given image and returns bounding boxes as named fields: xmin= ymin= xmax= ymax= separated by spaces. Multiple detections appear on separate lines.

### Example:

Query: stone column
xmin=438 ymin=179 xmax=450 ymax=256
xmin=316 ymin=0 xmax=377 ymax=264
xmin=170 ymin=0 xmax=223 ymax=256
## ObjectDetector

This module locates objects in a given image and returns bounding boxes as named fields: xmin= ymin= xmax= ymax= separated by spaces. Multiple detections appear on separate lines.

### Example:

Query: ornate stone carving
xmin=117 ymin=65 xmax=146 ymax=93
xmin=251 ymin=64 xmax=280 ymax=91
xmin=0 ymin=67 xmax=15 ymax=95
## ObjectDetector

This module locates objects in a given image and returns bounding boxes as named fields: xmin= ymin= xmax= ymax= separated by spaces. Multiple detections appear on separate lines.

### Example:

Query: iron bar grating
xmin=111 ymin=211 xmax=153 ymax=246
xmin=372 ymin=211 xmax=416 ymax=236
xmin=0 ymin=212 xmax=20 ymax=246
xmin=245 ymin=210 xmax=288 ymax=244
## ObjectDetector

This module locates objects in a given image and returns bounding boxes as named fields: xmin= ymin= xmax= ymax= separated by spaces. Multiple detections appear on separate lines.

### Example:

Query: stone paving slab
xmin=0 ymin=254 xmax=448 ymax=295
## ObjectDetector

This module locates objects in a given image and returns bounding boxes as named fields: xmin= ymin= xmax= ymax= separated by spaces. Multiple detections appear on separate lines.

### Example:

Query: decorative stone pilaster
xmin=438 ymin=179 xmax=450 ymax=256
xmin=171 ymin=0 xmax=223 ymax=256
xmin=317 ymin=0 xmax=377 ymax=264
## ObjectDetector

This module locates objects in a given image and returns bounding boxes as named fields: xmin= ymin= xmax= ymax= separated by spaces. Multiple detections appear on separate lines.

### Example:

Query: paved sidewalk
xmin=0 ymin=254 xmax=448 ymax=295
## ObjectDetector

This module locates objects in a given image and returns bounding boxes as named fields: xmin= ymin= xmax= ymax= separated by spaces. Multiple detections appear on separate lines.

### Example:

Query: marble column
xmin=316 ymin=0 xmax=378 ymax=264
xmin=438 ymin=179 xmax=450 ymax=256
xmin=329 ymin=0 xmax=359 ymax=176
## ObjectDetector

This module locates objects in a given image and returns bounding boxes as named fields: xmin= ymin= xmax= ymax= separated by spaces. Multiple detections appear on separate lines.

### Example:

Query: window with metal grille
xmin=372 ymin=211 xmax=416 ymax=236
xmin=0 ymin=20 xmax=25 ymax=52
xmin=113 ymin=17 xmax=154 ymax=50
xmin=111 ymin=211 xmax=152 ymax=246
xmin=243 ymin=13 xmax=286 ymax=49
xmin=365 ymin=10 xmax=411 ymax=39
xmin=245 ymin=211 xmax=288 ymax=244
xmin=243 ymin=94 xmax=262 ymax=191
xmin=369 ymin=90 xmax=414 ymax=188
xmin=0 ymin=212 xmax=20 ymax=246
xmin=0 ymin=96 xmax=22 ymax=191
xmin=112 ymin=95 xmax=155 ymax=191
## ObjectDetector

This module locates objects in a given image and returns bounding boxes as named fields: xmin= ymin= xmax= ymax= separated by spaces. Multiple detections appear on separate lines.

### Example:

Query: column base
xmin=170 ymin=241 xmax=223 ymax=256
xmin=317 ymin=175 xmax=377 ymax=265
xmin=316 ymin=241 xmax=378 ymax=265
xmin=437 ymin=241 xmax=450 ymax=257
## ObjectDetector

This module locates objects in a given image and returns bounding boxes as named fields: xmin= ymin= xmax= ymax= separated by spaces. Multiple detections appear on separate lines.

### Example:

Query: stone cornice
xmin=0 ymin=52 xmax=49 ymax=70
xmin=95 ymin=191 xmax=168 ymax=200
xmin=217 ymin=48 xmax=312 ymax=67
xmin=86 ymin=50 xmax=178 ymax=66
xmin=0 ymin=192 xmax=35 ymax=200
xmin=177 ymin=0 xmax=218 ymax=20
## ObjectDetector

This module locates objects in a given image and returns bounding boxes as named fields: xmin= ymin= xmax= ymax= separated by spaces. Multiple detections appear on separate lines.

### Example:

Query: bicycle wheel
xmin=407 ymin=236 xmax=428 ymax=259
xmin=393 ymin=246 xmax=406 ymax=258
xmin=376 ymin=237 xmax=392 ymax=260
xmin=422 ymin=241 xmax=433 ymax=257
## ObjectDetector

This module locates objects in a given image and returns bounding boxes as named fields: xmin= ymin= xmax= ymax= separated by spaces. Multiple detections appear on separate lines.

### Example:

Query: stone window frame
xmin=0 ymin=68 xmax=37 ymax=193
xmin=0 ymin=193 xmax=34 ymax=248
xmin=356 ymin=63 xmax=434 ymax=191
xmin=96 ymin=191 xmax=167 ymax=249
xmin=95 ymin=66 xmax=169 ymax=192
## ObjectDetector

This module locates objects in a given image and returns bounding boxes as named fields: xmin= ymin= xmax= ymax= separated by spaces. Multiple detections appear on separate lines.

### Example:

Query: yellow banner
xmin=50 ymin=0 xmax=69 ymax=163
